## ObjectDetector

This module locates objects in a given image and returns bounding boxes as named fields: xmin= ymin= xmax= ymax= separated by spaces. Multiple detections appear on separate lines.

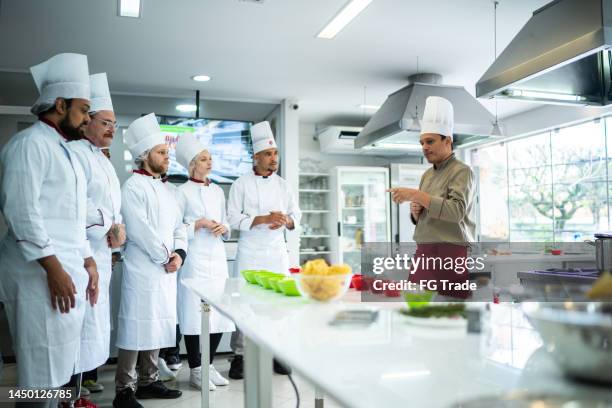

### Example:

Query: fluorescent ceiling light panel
xmin=176 ymin=104 xmax=197 ymax=112
xmin=192 ymin=75 xmax=211 ymax=82
xmin=506 ymin=89 xmax=586 ymax=102
xmin=118 ymin=0 xmax=141 ymax=18
xmin=317 ymin=0 xmax=373 ymax=39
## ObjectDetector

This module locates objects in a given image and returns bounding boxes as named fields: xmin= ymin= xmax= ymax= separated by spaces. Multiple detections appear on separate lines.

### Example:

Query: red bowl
xmin=551 ymin=249 xmax=562 ymax=255
xmin=361 ymin=276 xmax=374 ymax=291
xmin=351 ymin=274 xmax=363 ymax=290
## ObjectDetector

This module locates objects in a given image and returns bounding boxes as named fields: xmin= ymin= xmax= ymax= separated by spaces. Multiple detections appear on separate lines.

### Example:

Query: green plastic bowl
xmin=253 ymin=272 xmax=278 ymax=287
xmin=241 ymin=269 xmax=259 ymax=284
xmin=278 ymin=278 xmax=301 ymax=296
xmin=403 ymin=291 xmax=435 ymax=309
xmin=269 ymin=279 xmax=283 ymax=293
xmin=260 ymin=274 xmax=285 ymax=289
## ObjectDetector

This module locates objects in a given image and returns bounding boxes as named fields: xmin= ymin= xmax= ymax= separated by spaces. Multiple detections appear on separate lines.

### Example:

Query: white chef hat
xmin=175 ymin=133 xmax=208 ymax=169
xmin=251 ymin=121 xmax=277 ymax=154
xmin=89 ymin=73 xmax=113 ymax=113
xmin=123 ymin=113 xmax=166 ymax=157
xmin=420 ymin=96 xmax=454 ymax=140
xmin=30 ymin=53 xmax=90 ymax=115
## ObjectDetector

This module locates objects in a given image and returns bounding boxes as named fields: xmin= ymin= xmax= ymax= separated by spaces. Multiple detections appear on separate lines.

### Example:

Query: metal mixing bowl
xmin=523 ymin=302 xmax=612 ymax=384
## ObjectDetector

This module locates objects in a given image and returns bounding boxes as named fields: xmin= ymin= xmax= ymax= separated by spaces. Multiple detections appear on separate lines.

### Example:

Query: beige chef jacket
xmin=412 ymin=153 xmax=476 ymax=245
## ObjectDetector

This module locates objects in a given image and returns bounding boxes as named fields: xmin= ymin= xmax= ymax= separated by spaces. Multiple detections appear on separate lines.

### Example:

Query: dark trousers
xmin=159 ymin=325 xmax=181 ymax=361
xmin=411 ymin=243 xmax=471 ymax=299
xmin=184 ymin=333 xmax=223 ymax=369
xmin=82 ymin=367 xmax=97 ymax=382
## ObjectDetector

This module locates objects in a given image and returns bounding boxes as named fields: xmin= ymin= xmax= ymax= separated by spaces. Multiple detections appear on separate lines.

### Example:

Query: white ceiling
xmin=0 ymin=0 xmax=550 ymax=125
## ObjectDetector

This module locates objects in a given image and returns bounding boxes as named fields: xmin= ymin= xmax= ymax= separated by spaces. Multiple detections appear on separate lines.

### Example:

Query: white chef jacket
xmin=116 ymin=172 xmax=187 ymax=350
xmin=227 ymin=171 xmax=301 ymax=275
xmin=176 ymin=179 xmax=235 ymax=335
xmin=69 ymin=138 xmax=122 ymax=372
xmin=0 ymin=120 xmax=90 ymax=387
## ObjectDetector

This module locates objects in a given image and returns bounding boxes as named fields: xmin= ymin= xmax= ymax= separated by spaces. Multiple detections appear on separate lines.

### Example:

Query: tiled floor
xmin=1 ymin=356 xmax=346 ymax=408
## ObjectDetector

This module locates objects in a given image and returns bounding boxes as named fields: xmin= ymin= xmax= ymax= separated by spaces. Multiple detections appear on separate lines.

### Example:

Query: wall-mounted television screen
xmin=157 ymin=115 xmax=253 ymax=184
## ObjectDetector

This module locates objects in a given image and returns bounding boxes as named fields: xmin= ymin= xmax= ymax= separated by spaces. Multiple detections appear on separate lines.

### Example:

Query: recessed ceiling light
xmin=176 ymin=104 xmax=197 ymax=112
xmin=192 ymin=75 xmax=211 ymax=82
xmin=357 ymin=104 xmax=380 ymax=111
xmin=118 ymin=0 xmax=141 ymax=18
xmin=317 ymin=0 xmax=373 ymax=40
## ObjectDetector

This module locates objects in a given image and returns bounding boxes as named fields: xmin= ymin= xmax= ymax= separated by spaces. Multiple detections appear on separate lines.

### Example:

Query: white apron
xmin=77 ymin=238 xmax=112 ymax=371
xmin=177 ymin=181 xmax=235 ymax=335
xmin=234 ymin=175 xmax=290 ymax=275
xmin=116 ymin=174 xmax=186 ymax=351
xmin=69 ymin=140 xmax=121 ymax=372
xmin=0 ymin=122 xmax=90 ymax=388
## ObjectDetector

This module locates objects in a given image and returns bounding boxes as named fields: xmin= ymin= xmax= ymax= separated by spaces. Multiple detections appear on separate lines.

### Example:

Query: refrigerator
xmin=389 ymin=163 xmax=429 ymax=243
xmin=329 ymin=166 xmax=390 ymax=274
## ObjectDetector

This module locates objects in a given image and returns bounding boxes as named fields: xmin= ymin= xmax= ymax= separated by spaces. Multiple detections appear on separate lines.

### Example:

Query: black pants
xmin=159 ymin=325 xmax=182 ymax=361
xmin=184 ymin=333 xmax=223 ymax=369
xmin=82 ymin=367 xmax=97 ymax=382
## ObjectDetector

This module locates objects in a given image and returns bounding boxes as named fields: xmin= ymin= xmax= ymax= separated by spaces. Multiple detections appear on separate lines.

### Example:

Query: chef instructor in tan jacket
xmin=387 ymin=96 xmax=476 ymax=298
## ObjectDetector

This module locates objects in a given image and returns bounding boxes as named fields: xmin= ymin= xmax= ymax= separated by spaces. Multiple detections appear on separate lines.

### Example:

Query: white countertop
xmin=184 ymin=278 xmax=611 ymax=408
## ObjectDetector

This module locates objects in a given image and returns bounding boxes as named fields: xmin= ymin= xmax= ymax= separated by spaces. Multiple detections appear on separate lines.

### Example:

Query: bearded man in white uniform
xmin=113 ymin=113 xmax=186 ymax=408
xmin=0 ymin=53 xmax=98 ymax=407
xmin=226 ymin=121 xmax=301 ymax=379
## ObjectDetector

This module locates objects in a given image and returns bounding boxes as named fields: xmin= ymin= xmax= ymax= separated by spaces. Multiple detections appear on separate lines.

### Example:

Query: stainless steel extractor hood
xmin=355 ymin=74 xmax=495 ymax=151
xmin=477 ymin=0 xmax=612 ymax=105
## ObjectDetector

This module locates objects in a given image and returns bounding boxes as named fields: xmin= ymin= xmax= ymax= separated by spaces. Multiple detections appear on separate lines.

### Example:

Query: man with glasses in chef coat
xmin=69 ymin=73 xmax=126 ymax=404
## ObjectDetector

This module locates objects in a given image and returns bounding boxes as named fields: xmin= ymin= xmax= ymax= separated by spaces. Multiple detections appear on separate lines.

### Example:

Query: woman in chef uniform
xmin=175 ymin=134 xmax=235 ymax=391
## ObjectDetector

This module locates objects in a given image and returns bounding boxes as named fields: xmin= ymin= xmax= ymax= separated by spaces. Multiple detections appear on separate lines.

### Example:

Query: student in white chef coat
xmin=226 ymin=121 xmax=301 ymax=379
xmin=113 ymin=113 xmax=186 ymax=408
xmin=175 ymin=134 xmax=235 ymax=391
xmin=69 ymin=73 xmax=126 ymax=396
xmin=0 ymin=53 xmax=98 ymax=405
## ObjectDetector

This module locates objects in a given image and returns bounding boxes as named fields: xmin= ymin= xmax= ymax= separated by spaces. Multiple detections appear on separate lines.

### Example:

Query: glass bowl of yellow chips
xmin=295 ymin=259 xmax=352 ymax=302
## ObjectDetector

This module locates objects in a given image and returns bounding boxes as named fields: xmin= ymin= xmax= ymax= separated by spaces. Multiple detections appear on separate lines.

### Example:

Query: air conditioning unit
xmin=317 ymin=126 xmax=363 ymax=154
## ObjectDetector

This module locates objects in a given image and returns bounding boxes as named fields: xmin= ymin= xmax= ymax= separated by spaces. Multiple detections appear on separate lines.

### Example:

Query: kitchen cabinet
xmin=329 ymin=166 xmax=391 ymax=274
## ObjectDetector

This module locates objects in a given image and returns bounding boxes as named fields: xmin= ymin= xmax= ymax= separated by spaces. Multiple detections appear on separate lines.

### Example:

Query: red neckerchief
xmin=39 ymin=117 xmax=70 ymax=141
xmin=133 ymin=168 xmax=167 ymax=183
xmin=189 ymin=177 xmax=211 ymax=186
xmin=253 ymin=167 xmax=273 ymax=178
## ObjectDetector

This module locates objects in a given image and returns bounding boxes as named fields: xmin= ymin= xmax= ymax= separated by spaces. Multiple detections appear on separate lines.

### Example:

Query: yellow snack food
xmin=302 ymin=259 xmax=330 ymax=275
xmin=329 ymin=264 xmax=351 ymax=275
xmin=298 ymin=260 xmax=352 ymax=301
xmin=300 ymin=274 xmax=344 ymax=300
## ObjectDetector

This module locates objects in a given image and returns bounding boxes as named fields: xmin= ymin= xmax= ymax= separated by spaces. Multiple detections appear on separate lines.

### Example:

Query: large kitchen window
xmin=470 ymin=118 xmax=611 ymax=242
